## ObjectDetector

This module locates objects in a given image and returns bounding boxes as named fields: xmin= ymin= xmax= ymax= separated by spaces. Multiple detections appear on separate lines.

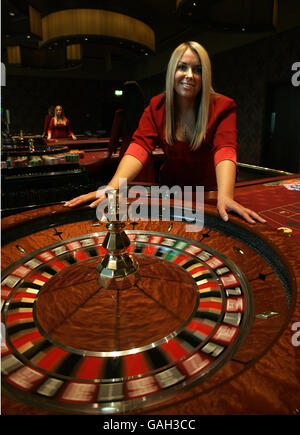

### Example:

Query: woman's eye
xmin=176 ymin=64 xmax=202 ymax=74
xmin=177 ymin=63 xmax=187 ymax=71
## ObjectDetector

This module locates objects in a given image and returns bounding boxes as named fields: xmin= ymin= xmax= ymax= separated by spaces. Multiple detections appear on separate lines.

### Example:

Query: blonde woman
xmin=66 ymin=41 xmax=264 ymax=224
xmin=47 ymin=105 xmax=77 ymax=140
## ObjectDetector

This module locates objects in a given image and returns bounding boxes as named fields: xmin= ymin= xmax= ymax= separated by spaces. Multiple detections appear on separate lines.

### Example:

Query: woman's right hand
xmin=64 ymin=185 xmax=114 ymax=209
xmin=64 ymin=191 xmax=101 ymax=208
xmin=64 ymin=155 xmax=143 ymax=209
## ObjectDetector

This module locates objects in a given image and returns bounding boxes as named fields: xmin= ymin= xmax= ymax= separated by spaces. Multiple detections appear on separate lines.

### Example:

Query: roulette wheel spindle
xmin=96 ymin=189 xmax=139 ymax=289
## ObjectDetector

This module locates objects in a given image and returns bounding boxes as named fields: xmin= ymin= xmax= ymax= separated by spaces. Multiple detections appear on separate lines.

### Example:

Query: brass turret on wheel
xmin=96 ymin=189 xmax=138 ymax=289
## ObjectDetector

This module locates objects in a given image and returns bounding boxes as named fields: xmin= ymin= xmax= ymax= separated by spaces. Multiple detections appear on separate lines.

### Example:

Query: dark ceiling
xmin=2 ymin=0 xmax=300 ymax=79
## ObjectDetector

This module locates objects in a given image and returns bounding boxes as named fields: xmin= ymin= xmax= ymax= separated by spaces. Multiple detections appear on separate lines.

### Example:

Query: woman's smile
xmin=174 ymin=48 xmax=202 ymax=100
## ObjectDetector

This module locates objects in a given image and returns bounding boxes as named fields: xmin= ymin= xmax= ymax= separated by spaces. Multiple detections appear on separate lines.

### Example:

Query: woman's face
xmin=174 ymin=48 xmax=202 ymax=101
xmin=56 ymin=106 xmax=63 ymax=116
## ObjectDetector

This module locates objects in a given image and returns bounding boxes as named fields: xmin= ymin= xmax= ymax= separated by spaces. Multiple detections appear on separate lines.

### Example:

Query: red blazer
xmin=125 ymin=93 xmax=238 ymax=189
xmin=48 ymin=117 xmax=74 ymax=139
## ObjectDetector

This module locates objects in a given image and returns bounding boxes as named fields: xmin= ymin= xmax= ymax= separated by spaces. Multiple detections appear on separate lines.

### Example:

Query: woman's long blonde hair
xmin=165 ymin=41 xmax=215 ymax=150
xmin=54 ymin=105 xmax=66 ymax=125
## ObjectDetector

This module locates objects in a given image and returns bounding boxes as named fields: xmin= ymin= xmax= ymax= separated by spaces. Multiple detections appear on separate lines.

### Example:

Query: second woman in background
xmin=47 ymin=105 xmax=77 ymax=140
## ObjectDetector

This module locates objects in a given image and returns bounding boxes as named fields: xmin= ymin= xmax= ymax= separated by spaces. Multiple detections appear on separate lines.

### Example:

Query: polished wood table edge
xmin=0 ymin=191 xmax=220 ymax=230
xmin=235 ymin=173 xmax=300 ymax=188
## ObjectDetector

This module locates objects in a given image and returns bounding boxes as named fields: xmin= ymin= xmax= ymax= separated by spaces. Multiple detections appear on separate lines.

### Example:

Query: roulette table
xmin=45 ymin=136 xmax=119 ymax=177
xmin=46 ymin=136 xmax=112 ymax=149
xmin=234 ymin=176 xmax=300 ymax=243
xmin=1 ymin=182 xmax=300 ymax=416
xmin=47 ymin=135 xmax=164 ymax=176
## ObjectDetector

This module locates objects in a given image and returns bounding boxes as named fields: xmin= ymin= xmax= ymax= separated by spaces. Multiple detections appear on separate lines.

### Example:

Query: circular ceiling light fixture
xmin=40 ymin=9 xmax=155 ymax=54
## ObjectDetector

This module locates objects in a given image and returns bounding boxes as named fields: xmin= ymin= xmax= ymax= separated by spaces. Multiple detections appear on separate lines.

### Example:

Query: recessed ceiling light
xmin=9 ymin=12 xmax=15 ymax=16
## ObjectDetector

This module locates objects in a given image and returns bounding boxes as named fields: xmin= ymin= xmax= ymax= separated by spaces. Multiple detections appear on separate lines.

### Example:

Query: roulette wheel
xmin=1 ymin=191 xmax=299 ymax=415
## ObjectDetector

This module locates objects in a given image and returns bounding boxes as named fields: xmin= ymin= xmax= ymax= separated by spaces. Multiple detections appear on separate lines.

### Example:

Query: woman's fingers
xmin=246 ymin=208 xmax=266 ymax=223
xmin=64 ymin=192 xmax=97 ymax=207
xmin=218 ymin=199 xmax=266 ymax=224
xmin=236 ymin=208 xmax=256 ymax=224
xmin=217 ymin=204 xmax=229 ymax=222
xmin=64 ymin=196 xmax=82 ymax=207
xmin=64 ymin=186 xmax=113 ymax=208
xmin=89 ymin=198 xmax=106 ymax=208
xmin=233 ymin=205 xmax=266 ymax=224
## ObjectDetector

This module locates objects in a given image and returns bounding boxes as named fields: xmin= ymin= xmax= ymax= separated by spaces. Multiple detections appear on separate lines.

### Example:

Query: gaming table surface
xmin=1 ymin=176 xmax=299 ymax=415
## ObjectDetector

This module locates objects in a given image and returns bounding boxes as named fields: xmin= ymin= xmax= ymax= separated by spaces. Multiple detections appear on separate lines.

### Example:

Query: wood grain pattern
xmin=36 ymin=255 xmax=197 ymax=352
xmin=1 ymin=200 xmax=299 ymax=415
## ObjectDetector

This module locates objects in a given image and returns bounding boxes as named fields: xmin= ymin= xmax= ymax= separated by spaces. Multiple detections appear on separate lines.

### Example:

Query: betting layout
xmin=234 ymin=183 xmax=300 ymax=242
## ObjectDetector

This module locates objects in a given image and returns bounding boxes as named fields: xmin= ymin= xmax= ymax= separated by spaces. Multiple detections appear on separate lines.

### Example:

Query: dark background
xmin=2 ymin=0 xmax=300 ymax=172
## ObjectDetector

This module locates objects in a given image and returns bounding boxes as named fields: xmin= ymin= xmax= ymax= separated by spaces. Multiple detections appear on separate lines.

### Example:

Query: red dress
xmin=48 ymin=117 xmax=74 ymax=139
xmin=125 ymin=93 xmax=238 ymax=189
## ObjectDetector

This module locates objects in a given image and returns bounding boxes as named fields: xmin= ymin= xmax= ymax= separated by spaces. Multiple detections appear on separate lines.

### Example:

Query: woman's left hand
xmin=217 ymin=196 xmax=266 ymax=224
